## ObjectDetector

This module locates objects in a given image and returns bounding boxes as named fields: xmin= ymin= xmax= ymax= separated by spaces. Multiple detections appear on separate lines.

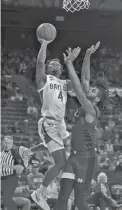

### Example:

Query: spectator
xmin=27 ymin=97 xmax=38 ymax=120
xmin=114 ymin=156 xmax=122 ymax=175
xmin=119 ymin=112 xmax=122 ymax=122
xmin=14 ymin=56 xmax=21 ymax=74
xmin=11 ymin=121 xmax=22 ymax=134
xmin=12 ymin=197 xmax=31 ymax=210
xmin=28 ymin=134 xmax=35 ymax=147
xmin=97 ymin=173 xmax=109 ymax=194
xmin=95 ymin=126 xmax=104 ymax=146
xmin=13 ymin=179 xmax=30 ymax=199
xmin=23 ymin=119 xmax=29 ymax=134
xmin=28 ymin=160 xmax=44 ymax=190
xmin=117 ymin=112 xmax=122 ymax=134
xmin=86 ymin=173 xmax=120 ymax=210
xmin=90 ymin=179 xmax=97 ymax=193
xmin=114 ymin=133 xmax=120 ymax=145
xmin=99 ymin=155 xmax=111 ymax=170
xmin=108 ymin=115 xmax=116 ymax=133
xmin=27 ymin=97 xmax=33 ymax=106
xmin=105 ymin=139 xmax=114 ymax=153
xmin=114 ymin=189 xmax=122 ymax=203
xmin=96 ymin=173 xmax=111 ymax=210
xmin=11 ymin=87 xmax=23 ymax=101
xmin=1 ymin=76 xmax=9 ymax=100
xmin=6 ymin=77 xmax=14 ymax=97
xmin=2 ymin=125 xmax=8 ymax=135
xmin=19 ymin=59 xmax=27 ymax=74
xmin=3 ymin=63 xmax=10 ymax=75
xmin=102 ymin=126 xmax=111 ymax=142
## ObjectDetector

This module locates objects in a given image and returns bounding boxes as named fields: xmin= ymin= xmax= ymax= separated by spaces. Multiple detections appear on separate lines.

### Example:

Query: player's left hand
xmin=86 ymin=41 xmax=100 ymax=55
xmin=37 ymin=37 xmax=52 ymax=45
xmin=63 ymin=47 xmax=81 ymax=64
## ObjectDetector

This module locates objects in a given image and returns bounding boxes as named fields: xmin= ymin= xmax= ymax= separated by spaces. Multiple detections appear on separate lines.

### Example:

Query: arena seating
xmin=1 ymin=98 xmax=39 ymax=146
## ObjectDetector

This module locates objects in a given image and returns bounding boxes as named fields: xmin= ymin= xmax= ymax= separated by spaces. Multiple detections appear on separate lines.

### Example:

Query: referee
xmin=1 ymin=136 xmax=24 ymax=210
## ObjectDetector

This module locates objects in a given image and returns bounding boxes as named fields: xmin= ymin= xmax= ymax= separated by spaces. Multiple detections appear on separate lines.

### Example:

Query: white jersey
xmin=38 ymin=75 xmax=68 ymax=121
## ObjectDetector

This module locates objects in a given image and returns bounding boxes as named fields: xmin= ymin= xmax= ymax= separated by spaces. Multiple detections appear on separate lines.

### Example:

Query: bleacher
xmin=1 ymin=98 xmax=39 ymax=146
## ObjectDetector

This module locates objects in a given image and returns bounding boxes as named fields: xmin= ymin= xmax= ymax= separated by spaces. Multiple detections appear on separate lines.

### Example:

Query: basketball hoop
xmin=63 ymin=0 xmax=90 ymax=13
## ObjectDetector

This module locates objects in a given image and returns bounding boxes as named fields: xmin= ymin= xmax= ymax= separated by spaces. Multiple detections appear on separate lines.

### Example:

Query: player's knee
xmin=55 ymin=156 xmax=66 ymax=170
xmin=52 ymin=149 xmax=66 ymax=169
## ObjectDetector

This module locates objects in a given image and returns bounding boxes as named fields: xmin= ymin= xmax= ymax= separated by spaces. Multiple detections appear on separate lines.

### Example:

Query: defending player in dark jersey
xmin=54 ymin=43 xmax=110 ymax=210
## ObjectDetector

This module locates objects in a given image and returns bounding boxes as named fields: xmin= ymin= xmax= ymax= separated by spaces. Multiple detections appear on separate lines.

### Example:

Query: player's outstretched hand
xmin=37 ymin=37 xmax=52 ymax=45
xmin=63 ymin=47 xmax=81 ymax=64
xmin=86 ymin=41 xmax=100 ymax=55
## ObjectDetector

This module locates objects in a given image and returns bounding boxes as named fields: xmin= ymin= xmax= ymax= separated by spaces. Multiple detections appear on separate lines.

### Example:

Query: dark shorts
xmin=62 ymin=151 xmax=96 ymax=185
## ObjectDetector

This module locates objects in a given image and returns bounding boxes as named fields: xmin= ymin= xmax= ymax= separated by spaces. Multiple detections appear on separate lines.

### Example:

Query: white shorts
xmin=47 ymin=140 xmax=64 ymax=154
xmin=62 ymin=172 xmax=75 ymax=180
xmin=38 ymin=117 xmax=69 ymax=153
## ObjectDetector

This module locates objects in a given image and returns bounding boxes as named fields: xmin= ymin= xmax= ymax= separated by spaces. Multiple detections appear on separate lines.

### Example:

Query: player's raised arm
xmin=81 ymin=42 xmax=100 ymax=93
xmin=64 ymin=48 xmax=79 ymax=96
xmin=36 ymin=39 xmax=51 ymax=90
xmin=63 ymin=48 xmax=96 ymax=117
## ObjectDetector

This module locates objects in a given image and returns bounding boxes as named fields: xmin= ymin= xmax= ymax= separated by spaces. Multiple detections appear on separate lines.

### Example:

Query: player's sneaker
xmin=19 ymin=146 xmax=30 ymax=167
xmin=31 ymin=190 xmax=50 ymax=210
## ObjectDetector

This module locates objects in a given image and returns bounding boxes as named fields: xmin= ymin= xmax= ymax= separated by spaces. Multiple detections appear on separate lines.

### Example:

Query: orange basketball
xmin=36 ymin=23 xmax=57 ymax=41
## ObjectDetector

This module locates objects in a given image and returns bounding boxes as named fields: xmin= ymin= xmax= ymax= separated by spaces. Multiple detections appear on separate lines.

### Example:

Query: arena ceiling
xmin=2 ymin=0 xmax=122 ymax=10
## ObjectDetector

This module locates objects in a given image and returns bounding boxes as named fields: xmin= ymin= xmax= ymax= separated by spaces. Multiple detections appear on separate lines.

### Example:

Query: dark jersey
xmin=71 ymin=106 xmax=100 ymax=154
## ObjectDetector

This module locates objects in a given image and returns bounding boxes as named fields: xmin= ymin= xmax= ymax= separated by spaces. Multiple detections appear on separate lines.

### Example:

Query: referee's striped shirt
xmin=1 ymin=148 xmax=22 ymax=177
xmin=1 ymin=150 xmax=15 ymax=177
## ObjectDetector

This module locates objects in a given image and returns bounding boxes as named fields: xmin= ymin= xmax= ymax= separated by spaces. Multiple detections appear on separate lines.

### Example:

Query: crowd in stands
xmin=1 ymin=45 xmax=122 ymax=210
xmin=1 ymin=47 xmax=37 ymax=76
xmin=1 ymin=142 xmax=122 ymax=210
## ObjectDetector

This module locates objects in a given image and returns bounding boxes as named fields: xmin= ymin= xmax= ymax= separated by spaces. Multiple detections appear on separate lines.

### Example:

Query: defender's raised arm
xmin=81 ymin=42 xmax=100 ymax=93
xmin=64 ymin=47 xmax=96 ymax=117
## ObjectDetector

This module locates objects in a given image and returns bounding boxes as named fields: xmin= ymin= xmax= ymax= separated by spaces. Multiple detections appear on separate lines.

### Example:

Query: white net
xmin=63 ymin=0 xmax=90 ymax=13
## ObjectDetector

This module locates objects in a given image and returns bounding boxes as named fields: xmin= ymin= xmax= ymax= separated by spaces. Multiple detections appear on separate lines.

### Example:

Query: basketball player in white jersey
xmin=19 ymin=38 xmax=81 ymax=210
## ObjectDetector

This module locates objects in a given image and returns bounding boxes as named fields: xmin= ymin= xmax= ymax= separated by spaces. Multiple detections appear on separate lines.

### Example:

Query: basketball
xmin=36 ymin=23 xmax=57 ymax=42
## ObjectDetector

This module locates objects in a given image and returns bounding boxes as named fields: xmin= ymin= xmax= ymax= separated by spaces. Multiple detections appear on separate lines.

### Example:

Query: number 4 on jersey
xmin=58 ymin=91 xmax=63 ymax=101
